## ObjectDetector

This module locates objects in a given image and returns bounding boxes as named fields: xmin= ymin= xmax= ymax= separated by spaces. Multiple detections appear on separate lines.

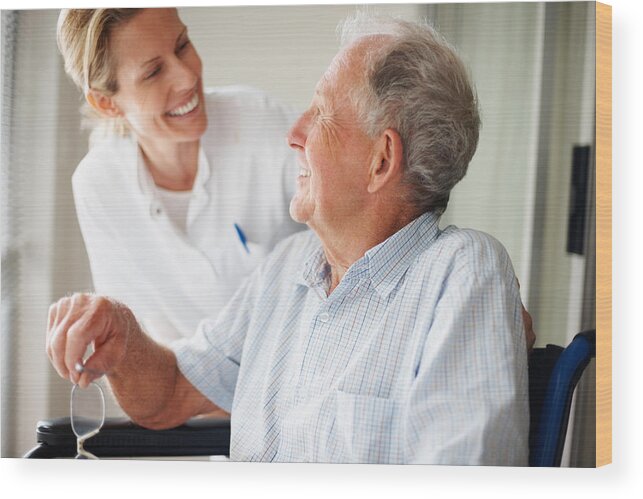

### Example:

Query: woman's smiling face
xmin=102 ymin=8 xmax=207 ymax=146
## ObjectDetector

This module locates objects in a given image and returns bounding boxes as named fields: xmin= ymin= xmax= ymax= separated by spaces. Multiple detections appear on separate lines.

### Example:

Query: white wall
xmin=179 ymin=4 xmax=424 ymax=111
xmin=1 ymin=9 xmax=92 ymax=457
xmin=529 ymin=1 xmax=596 ymax=347
xmin=428 ymin=2 xmax=546 ymax=300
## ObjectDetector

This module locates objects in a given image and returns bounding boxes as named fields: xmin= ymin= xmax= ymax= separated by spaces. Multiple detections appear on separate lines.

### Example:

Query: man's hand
xmin=46 ymin=293 xmax=136 ymax=388
xmin=46 ymin=292 xmax=218 ymax=429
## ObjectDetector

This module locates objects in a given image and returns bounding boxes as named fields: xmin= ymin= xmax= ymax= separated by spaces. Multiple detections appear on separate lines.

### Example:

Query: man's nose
xmin=287 ymin=112 xmax=309 ymax=151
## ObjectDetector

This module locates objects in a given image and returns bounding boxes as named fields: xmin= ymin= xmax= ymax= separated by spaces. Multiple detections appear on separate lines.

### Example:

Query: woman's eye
xmin=177 ymin=40 xmax=191 ymax=53
xmin=144 ymin=66 xmax=162 ymax=80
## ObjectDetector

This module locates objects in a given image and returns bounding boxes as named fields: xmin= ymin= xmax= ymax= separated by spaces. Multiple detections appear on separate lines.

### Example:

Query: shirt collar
xmin=295 ymin=212 xmax=441 ymax=298
xmin=136 ymin=144 xmax=155 ymax=198
xmin=136 ymin=144 xmax=211 ymax=201
xmin=365 ymin=212 xmax=441 ymax=298
xmin=297 ymin=243 xmax=331 ymax=290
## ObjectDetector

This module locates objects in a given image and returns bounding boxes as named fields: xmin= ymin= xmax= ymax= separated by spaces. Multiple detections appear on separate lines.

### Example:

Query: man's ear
xmin=86 ymin=90 xmax=122 ymax=118
xmin=367 ymin=128 xmax=404 ymax=194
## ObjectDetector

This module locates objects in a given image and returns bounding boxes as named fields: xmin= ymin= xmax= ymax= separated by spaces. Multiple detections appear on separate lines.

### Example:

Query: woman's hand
xmin=516 ymin=279 xmax=536 ymax=353
xmin=46 ymin=293 xmax=137 ymax=388
xmin=522 ymin=304 xmax=536 ymax=353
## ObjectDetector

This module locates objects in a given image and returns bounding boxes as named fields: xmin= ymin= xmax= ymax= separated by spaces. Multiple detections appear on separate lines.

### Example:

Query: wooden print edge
xmin=595 ymin=0 xmax=612 ymax=467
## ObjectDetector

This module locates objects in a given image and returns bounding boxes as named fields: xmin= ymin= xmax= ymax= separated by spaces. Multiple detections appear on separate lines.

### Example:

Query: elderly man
xmin=47 ymin=16 xmax=529 ymax=465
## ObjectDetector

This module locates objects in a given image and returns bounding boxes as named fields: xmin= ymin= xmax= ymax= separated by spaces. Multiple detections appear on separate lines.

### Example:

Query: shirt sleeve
xmin=172 ymin=262 xmax=263 ymax=413
xmin=405 ymin=232 xmax=529 ymax=466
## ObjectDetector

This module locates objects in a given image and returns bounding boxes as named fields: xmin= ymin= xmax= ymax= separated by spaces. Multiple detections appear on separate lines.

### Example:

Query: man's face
xmin=287 ymin=44 xmax=379 ymax=235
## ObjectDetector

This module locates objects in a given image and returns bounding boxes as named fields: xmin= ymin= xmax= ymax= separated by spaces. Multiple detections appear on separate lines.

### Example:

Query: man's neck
xmin=321 ymin=205 xmax=420 ymax=294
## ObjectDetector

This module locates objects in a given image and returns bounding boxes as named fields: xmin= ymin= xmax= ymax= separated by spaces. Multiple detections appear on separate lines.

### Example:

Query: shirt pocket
xmin=334 ymin=391 xmax=404 ymax=464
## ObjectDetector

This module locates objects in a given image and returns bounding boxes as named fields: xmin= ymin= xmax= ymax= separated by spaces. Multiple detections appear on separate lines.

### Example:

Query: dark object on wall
xmin=567 ymin=145 xmax=591 ymax=255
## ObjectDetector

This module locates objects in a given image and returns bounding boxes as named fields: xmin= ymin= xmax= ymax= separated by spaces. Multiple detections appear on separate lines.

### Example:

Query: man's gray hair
xmin=340 ymin=14 xmax=480 ymax=215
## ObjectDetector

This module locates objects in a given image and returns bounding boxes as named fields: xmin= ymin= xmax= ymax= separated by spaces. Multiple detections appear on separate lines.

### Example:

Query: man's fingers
xmin=56 ymin=295 xmax=90 ymax=382
xmin=49 ymin=325 xmax=70 ymax=380
xmin=47 ymin=301 xmax=58 ymax=331
xmin=47 ymin=300 xmax=72 ymax=380
xmin=66 ymin=295 xmax=114 ymax=380
xmin=64 ymin=313 xmax=96 ymax=384
xmin=46 ymin=293 xmax=98 ymax=383
xmin=46 ymin=301 xmax=60 ymax=363
xmin=76 ymin=369 xmax=100 ymax=389
xmin=83 ymin=337 xmax=123 ymax=378
xmin=66 ymin=296 xmax=127 ymax=382
xmin=83 ymin=298 xmax=129 ymax=376
xmin=46 ymin=293 xmax=129 ymax=385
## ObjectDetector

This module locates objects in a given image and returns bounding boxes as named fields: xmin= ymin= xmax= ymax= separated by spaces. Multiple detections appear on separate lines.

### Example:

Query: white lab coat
xmin=72 ymin=86 xmax=305 ymax=345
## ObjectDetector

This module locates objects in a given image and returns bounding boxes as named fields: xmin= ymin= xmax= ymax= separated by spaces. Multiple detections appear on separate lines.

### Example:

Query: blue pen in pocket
xmin=234 ymin=223 xmax=250 ymax=253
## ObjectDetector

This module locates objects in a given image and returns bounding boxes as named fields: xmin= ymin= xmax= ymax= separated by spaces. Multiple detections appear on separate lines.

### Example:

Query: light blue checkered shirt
xmin=174 ymin=212 xmax=529 ymax=465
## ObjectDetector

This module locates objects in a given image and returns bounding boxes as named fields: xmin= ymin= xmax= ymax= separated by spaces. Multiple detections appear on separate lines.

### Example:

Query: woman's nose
xmin=169 ymin=57 xmax=199 ymax=91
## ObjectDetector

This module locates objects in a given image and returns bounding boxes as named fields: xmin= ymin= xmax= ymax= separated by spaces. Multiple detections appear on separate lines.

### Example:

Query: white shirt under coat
xmin=72 ymin=86 xmax=304 ymax=344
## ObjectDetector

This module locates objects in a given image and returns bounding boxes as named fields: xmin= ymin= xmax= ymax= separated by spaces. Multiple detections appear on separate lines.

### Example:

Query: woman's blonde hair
xmin=57 ymin=8 xmax=142 ymax=136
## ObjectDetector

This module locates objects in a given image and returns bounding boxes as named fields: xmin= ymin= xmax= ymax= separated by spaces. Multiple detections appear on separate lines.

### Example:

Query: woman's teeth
xmin=167 ymin=93 xmax=199 ymax=117
xmin=299 ymin=169 xmax=311 ymax=178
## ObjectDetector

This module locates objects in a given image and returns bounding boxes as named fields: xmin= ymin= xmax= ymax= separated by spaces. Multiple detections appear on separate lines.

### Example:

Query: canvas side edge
xmin=595 ymin=0 xmax=612 ymax=468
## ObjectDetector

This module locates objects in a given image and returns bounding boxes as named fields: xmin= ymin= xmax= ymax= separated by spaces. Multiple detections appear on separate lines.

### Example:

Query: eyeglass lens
xmin=70 ymin=382 xmax=105 ymax=459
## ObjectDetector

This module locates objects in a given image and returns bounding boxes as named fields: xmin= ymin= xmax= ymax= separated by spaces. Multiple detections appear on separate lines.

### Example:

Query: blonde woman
xmin=58 ymin=8 xmax=303 ymax=346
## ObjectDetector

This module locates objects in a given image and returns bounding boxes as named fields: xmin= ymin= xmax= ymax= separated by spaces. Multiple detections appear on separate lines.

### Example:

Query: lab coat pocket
xmin=216 ymin=231 xmax=269 ymax=281
xmin=234 ymin=240 xmax=268 ymax=275
xmin=335 ymin=391 xmax=404 ymax=464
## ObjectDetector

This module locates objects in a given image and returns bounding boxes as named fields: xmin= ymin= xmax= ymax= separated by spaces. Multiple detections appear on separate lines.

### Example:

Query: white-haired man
xmin=47 ymin=16 xmax=529 ymax=465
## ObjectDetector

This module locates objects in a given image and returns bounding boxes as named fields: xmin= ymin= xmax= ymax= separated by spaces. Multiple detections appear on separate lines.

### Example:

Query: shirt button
xmin=150 ymin=202 xmax=163 ymax=218
xmin=318 ymin=312 xmax=330 ymax=323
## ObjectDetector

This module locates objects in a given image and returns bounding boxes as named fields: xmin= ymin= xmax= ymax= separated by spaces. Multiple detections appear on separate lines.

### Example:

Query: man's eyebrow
xmin=140 ymin=27 xmax=188 ymax=67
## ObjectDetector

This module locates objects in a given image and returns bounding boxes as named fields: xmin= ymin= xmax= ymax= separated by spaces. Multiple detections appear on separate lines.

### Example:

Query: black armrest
xmin=24 ymin=416 xmax=231 ymax=459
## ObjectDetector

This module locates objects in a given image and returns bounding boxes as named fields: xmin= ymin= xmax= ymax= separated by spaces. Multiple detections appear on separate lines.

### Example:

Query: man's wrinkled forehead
xmin=315 ymin=39 xmax=368 ymax=95
xmin=314 ymin=49 xmax=351 ymax=95
xmin=316 ymin=35 xmax=391 ymax=96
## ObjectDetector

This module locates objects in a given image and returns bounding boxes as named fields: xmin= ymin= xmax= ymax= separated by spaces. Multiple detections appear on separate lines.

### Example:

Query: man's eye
xmin=316 ymin=111 xmax=332 ymax=124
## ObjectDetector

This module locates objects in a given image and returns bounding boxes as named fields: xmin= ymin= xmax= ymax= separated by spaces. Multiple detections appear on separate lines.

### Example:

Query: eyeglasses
xmin=70 ymin=365 xmax=105 ymax=460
